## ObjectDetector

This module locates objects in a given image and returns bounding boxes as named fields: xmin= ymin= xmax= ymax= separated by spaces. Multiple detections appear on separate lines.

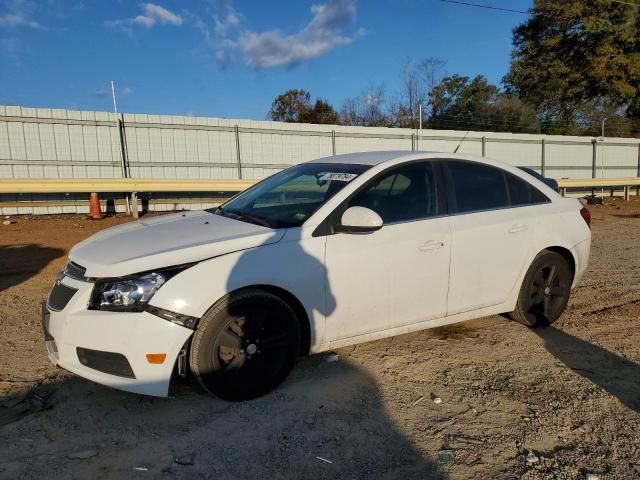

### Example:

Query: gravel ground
xmin=0 ymin=197 xmax=639 ymax=479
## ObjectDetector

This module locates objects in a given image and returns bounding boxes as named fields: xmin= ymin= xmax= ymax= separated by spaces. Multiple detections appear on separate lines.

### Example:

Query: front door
xmin=324 ymin=161 xmax=451 ymax=341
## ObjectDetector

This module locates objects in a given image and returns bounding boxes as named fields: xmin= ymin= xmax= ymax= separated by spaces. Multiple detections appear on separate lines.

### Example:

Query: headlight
xmin=89 ymin=264 xmax=194 ymax=311
xmin=97 ymin=273 xmax=165 ymax=308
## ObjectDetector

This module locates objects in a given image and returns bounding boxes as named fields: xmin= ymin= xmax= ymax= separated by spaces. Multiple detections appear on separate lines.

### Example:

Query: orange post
xmin=89 ymin=192 xmax=102 ymax=220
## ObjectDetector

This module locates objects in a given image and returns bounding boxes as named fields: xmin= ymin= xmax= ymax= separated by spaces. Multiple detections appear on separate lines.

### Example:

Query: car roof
xmin=307 ymin=151 xmax=547 ymax=186
xmin=308 ymin=150 xmax=430 ymax=166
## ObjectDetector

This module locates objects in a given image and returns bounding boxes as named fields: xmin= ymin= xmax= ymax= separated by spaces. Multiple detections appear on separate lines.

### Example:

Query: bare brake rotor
xmin=219 ymin=318 xmax=246 ymax=365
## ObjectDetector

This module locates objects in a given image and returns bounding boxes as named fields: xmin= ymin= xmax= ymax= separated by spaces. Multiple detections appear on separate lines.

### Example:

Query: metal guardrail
xmin=0 ymin=177 xmax=638 ymax=216
xmin=2 ymin=177 xmax=639 ymax=194
xmin=0 ymin=178 xmax=256 ymax=194
xmin=557 ymin=177 xmax=640 ymax=200
xmin=0 ymin=179 xmax=256 ymax=218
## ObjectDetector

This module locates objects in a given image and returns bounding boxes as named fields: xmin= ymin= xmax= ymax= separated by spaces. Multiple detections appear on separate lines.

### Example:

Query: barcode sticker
xmin=319 ymin=173 xmax=358 ymax=182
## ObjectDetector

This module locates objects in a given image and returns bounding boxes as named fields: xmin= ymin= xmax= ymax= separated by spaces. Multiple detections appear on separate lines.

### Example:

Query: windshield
xmin=209 ymin=163 xmax=370 ymax=228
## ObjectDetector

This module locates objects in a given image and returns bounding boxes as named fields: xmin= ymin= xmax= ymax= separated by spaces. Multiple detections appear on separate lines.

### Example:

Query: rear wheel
xmin=510 ymin=251 xmax=573 ymax=327
xmin=189 ymin=289 xmax=300 ymax=401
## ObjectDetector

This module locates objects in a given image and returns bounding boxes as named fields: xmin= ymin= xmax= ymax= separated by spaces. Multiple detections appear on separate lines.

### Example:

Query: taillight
xmin=580 ymin=207 xmax=591 ymax=229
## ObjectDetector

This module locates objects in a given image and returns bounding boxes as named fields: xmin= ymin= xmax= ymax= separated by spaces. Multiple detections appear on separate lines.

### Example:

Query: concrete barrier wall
xmin=1 ymin=105 xmax=639 ymax=214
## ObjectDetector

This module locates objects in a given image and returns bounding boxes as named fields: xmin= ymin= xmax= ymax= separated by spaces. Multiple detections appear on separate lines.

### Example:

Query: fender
xmin=149 ymin=227 xmax=328 ymax=352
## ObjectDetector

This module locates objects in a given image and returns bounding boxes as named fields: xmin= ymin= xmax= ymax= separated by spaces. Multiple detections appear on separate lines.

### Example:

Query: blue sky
xmin=0 ymin=0 xmax=533 ymax=119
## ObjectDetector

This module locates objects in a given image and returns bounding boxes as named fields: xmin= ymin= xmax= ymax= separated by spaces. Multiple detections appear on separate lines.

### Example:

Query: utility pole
xmin=111 ymin=80 xmax=130 ymax=214
xmin=416 ymin=104 xmax=422 ymax=151
xmin=111 ymin=80 xmax=118 ymax=114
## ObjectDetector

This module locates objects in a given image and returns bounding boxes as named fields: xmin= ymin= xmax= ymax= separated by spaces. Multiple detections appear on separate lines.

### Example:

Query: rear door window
xmin=506 ymin=172 xmax=549 ymax=206
xmin=446 ymin=161 xmax=509 ymax=213
xmin=446 ymin=161 xmax=550 ymax=214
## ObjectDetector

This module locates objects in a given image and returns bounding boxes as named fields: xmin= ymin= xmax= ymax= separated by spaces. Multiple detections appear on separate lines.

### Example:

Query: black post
xmin=541 ymin=138 xmax=546 ymax=176
xmin=235 ymin=125 xmax=242 ymax=179
xmin=331 ymin=130 xmax=336 ymax=156
xmin=591 ymin=139 xmax=597 ymax=179
xmin=117 ymin=115 xmax=129 ymax=178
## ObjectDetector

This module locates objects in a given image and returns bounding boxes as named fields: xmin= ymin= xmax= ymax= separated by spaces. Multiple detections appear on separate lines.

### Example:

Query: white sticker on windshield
xmin=319 ymin=172 xmax=358 ymax=182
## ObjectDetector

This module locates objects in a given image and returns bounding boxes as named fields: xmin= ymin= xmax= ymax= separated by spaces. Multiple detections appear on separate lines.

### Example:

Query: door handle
xmin=509 ymin=224 xmax=528 ymax=234
xmin=419 ymin=240 xmax=444 ymax=251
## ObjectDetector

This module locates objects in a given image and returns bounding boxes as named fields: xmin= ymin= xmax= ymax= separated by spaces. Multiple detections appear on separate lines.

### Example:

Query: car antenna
xmin=453 ymin=129 xmax=472 ymax=153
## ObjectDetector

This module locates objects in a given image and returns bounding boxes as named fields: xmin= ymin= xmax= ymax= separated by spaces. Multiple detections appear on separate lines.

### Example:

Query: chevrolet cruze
xmin=43 ymin=151 xmax=591 ymax=401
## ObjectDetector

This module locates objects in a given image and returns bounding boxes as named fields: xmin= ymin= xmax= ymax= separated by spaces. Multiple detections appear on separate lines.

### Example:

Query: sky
xmin=0 ymin=0 xmax=534 ymax=120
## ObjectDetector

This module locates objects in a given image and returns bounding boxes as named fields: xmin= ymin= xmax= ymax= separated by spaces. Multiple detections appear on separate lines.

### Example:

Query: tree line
xmin=268 ymin=0 xmax=640 ymax=138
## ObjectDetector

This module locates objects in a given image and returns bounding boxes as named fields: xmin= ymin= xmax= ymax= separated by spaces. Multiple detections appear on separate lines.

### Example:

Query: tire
xmin=509 ymin=251 xmax=573 ymax=327
xmin=189 ymin=289 xmax=300 ymax=401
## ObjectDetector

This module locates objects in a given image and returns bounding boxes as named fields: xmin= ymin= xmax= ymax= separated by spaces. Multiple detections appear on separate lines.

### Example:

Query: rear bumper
xmin=43 ymin=276 xmax=193 ymax=397
xmin=572 ymin=238 xmax=591 ymax=288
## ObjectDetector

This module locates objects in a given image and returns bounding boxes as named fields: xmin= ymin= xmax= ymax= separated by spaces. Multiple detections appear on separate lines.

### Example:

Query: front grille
xmin=76 ymin=347 xmax=136 ymax=379
xmin=47 ymin=281 xmax=78 ymax=311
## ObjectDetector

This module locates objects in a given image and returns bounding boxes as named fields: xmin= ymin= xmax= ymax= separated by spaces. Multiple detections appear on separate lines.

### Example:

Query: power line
xmin=440 ymin=0 xmax=639 ymax=13
xmin=610 ymin=0 xmax=640 ymax=7
xmin=425 ymin=112 xmax=609 ymax=134
xmin=439 ymin=0 xmax=529 ymax=14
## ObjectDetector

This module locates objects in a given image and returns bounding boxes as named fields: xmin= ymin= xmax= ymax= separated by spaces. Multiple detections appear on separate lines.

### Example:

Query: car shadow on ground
xmin=0 ymin=356 xmax=445 ymax=480
xmin=0 ymin=244 xmax=64 ymax=293
xmin=534 ymin=326 xmax=640 ymax=413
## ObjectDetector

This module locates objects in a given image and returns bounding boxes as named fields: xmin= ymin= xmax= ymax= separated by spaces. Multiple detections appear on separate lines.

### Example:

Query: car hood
xmin=70 ymin=211 xmax=285 ymax=278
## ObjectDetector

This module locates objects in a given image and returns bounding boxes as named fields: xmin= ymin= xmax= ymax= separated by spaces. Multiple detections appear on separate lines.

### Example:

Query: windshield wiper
xmin=223 ymin=209 xmax=272 ymax=228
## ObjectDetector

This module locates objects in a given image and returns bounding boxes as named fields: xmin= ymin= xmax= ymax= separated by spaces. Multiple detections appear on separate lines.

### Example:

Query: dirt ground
xmin=0 ymin=197 xmax=639 ymax=480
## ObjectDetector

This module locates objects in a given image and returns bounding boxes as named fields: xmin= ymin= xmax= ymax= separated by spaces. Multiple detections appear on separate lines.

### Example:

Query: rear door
xmin=444 ymin=161 xmax=547 ymax=315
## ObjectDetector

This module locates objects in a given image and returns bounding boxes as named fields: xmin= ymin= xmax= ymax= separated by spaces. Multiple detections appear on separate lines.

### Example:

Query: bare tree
xmin=392 ymin=57 xmax=446 ymax=128
xmin=340 ymin=84 xmax=389 ymax=127
xmin=361 ymin=84 xmax=388 ymax=126
xmin=340 ymin=97 xmax=362 ymax=126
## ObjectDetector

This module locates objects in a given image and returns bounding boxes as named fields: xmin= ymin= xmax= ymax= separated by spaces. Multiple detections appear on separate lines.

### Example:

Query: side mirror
xmin=335 ymin=206 xmax=383 ymax=233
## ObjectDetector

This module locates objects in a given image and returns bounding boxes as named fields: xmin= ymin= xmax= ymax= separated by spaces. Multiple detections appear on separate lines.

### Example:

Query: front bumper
xmin=42 ymin=275 xmax=193 ymax=397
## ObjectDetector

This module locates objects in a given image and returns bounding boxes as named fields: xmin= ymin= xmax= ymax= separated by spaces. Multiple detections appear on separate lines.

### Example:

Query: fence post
xmin=591 ymin=139 xmax=597 ymax=179
xmin=591 ymin=138 xmax=597 ymax=196
xmin=116 ymin=113 xmax=132 ymax=215
xmin=411 ymin=133 xmax=416 ymax=151
xmin=481 ymin=136 xmax=486 ymax=157
xmin=331 ymin=130 xmax=336 ymax=156
xmin=117 ymin=114 xmax=129 ymax=179
xmin=235 ymin=125 xmax=242 ymax=179
xmin=541 ymin=138 xmax=546 ymax=176
xmin=637 ymin=143 xmax=640 ymax=196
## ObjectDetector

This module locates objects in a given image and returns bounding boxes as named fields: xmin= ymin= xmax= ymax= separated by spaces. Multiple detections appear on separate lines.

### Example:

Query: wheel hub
xmin=544 ymin=286 xmax=551 ymax=296
xmin=246 ymin=343 xmax=257 ymax=355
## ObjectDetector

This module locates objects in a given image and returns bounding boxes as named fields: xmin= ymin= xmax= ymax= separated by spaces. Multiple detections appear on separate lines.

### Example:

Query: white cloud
xmin=210 ymin=0 xmax=359 ymax=69
xmin=106 ymin=3 xmax=182 ymax=33
xmin=0 ymin=0 xmax=46 ymax=31
xmin=94 ymin=87 xmax=108 ymax=99
xmin=137 ymin=3 xmax=182 ymax=27
xmin=94 ymin=85 xmax=132 ymax=99
xmin=0 ymin=13 xmax=43 ymax=29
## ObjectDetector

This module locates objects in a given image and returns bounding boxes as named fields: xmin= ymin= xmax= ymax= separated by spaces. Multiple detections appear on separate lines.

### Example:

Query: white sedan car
xmin=43 ymin=151 xmax=591 ymax=401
